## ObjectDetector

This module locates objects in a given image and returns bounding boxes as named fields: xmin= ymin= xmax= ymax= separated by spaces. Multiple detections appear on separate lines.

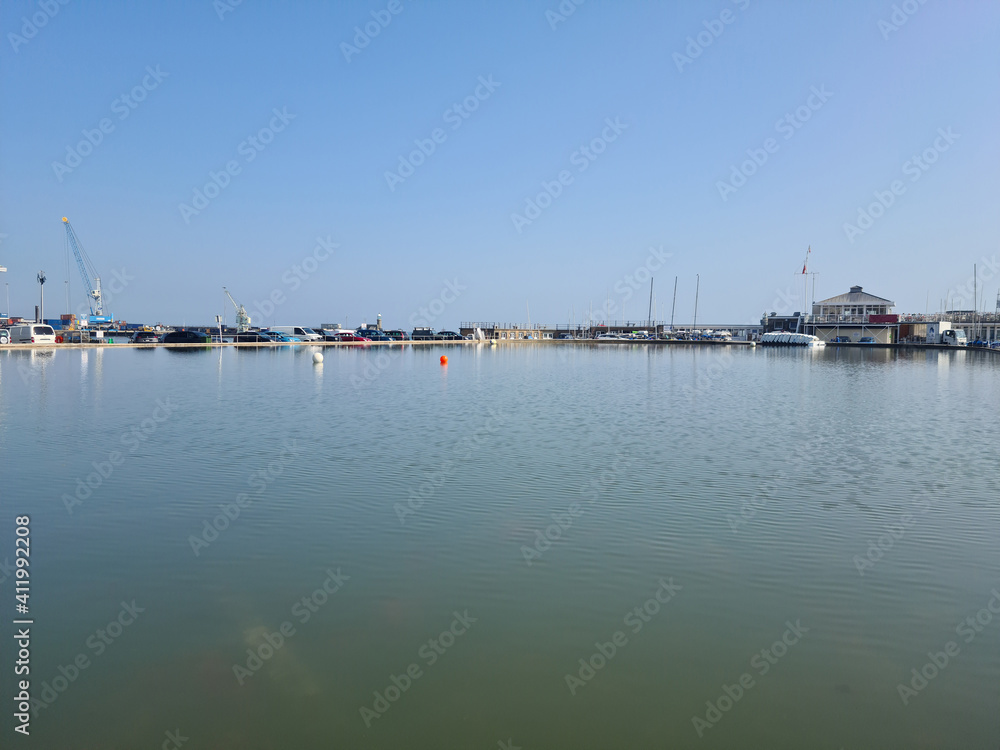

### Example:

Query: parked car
xmin=260 ymin=330 xmax=300 ymax=342
xmin=130 ymin=330 xmax=160 ymax=344
xmin=435 ymin=330 xmax=463 ymax=341
xmin=8 ymin=324 xmax=57 ymax=344
xmin=270 ymin=326 xmax=322 ymax=341
xmin=411 ymin=327 xmax=436 ymax=340
xmin=832 ymin=336 xmax=852 ymax=343
xmin=357 ymin=329 xmax=393 ymax=341
xmin=859 ymin=336 xmax=876 ymax=344
xmin=162 ymin=330 xmax=212 ymax=344
xmin=384 ymin=330 xmax=409 ymax=341
xmin=232 ymin=331 xmax=274 ymax=343
xmin=334 ymin=333 xmax=371 ymax=343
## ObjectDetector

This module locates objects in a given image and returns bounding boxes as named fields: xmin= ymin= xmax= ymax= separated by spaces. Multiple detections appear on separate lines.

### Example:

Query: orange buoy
xmin=440 ymin=355 xmax=448 ymax=365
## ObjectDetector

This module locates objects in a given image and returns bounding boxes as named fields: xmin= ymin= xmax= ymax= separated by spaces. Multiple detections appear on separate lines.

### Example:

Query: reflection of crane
xmin=61 ymin=217 xmax=104 ymax=316
xmin=223 ymin=287 xmax=252 ymax=332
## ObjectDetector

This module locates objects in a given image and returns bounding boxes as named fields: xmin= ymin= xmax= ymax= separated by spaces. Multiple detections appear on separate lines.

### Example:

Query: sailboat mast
xmin=670 ymin=276 xmax=678 ymax=331
xmin=647 ymin=277 xmax=654 ymax=327
xmin=693 ymin=274 xmax=700 ymax=331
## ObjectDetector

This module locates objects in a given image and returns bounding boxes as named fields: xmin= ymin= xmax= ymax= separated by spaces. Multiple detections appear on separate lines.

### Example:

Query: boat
xmin=760 ymin=331 xmax=825 ymax=347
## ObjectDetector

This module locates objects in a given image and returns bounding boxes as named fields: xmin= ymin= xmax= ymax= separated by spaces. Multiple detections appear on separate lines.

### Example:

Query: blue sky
xmin=2 ymin=0 xmax=998 ymax=328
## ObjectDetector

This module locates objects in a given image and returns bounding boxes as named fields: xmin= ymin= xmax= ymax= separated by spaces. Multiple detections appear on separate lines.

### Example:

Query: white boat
xmin=760 ymin=332 xmax=825 ymax=347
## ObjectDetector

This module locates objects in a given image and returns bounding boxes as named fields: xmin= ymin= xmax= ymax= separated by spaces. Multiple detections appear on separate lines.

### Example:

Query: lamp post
xmin=37 ymin=271 xmax=46 ymax=323
xmin=0 ymin=265 xmax=6 ymax=320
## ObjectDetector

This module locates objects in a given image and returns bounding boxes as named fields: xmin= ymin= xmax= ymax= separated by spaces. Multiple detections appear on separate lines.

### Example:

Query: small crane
xmin=223 ymin=287 xmax=252 ymax=332
xmin=62 ymin=217 xmax=104 ymax=319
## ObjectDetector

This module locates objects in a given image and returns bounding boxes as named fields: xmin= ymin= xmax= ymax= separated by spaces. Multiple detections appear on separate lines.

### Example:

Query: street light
xmin=37 ymin=270 xmax=46 ymax=323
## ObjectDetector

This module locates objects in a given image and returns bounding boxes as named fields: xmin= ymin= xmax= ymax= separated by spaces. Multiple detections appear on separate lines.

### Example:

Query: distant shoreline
xmin=2 ymin=340 xmax=997 ymax=353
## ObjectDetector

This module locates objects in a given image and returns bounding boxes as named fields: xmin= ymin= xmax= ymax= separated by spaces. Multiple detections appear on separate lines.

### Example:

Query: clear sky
xmin=2 ymin=0 xmax=998 ymax=328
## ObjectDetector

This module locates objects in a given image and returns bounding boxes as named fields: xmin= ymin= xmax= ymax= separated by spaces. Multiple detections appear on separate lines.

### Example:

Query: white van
xmin=9 ymin=324 xmax=57 ymax=344
xmin=270 ymin=326 xmax=322 ymax=341
xmin=942 ymin=329 xmax=967 ymax=346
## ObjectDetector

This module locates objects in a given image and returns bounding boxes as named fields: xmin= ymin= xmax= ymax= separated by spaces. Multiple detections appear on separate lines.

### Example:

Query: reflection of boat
xmin=760 ymin=332 xmax=825 ymax=347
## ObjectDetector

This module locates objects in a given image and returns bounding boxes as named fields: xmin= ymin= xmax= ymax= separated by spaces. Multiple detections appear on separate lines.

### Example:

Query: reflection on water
xmin=1 ymin=344 xmax=998 ymax=749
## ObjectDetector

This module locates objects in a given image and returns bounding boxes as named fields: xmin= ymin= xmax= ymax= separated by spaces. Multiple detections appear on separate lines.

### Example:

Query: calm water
xmin=1 ymin=343 xmax=998 ymax=749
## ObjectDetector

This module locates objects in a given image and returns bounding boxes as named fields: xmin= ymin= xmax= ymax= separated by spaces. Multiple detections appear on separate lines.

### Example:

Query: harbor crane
xmin=61 ymin=217 xmax=105 ymax=320
xmin=223 ymin=287 xmax=252 ymax=332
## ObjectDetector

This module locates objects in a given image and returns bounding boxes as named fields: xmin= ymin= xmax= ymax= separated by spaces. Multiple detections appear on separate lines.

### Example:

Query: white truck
xmin=942 ymin=329 xmax=967 ymax=346
xmin=924 ymin=322 xmax=966 ymax=346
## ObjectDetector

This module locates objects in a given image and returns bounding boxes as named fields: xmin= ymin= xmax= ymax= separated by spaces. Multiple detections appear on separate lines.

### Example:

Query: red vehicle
xmin=334 ymin=333 xmax=371 ymax=343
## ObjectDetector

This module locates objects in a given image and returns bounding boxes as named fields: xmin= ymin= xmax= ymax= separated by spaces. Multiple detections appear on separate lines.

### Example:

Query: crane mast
xmin=223 ymin=287 xmax=252 ymax=332
xmin=61 ymin=217 xmax=104 ymax=318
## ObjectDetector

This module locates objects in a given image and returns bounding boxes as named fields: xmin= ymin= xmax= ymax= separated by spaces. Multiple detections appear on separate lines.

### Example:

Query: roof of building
xmin=816 ymin=285 xmax=895 ymax=307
